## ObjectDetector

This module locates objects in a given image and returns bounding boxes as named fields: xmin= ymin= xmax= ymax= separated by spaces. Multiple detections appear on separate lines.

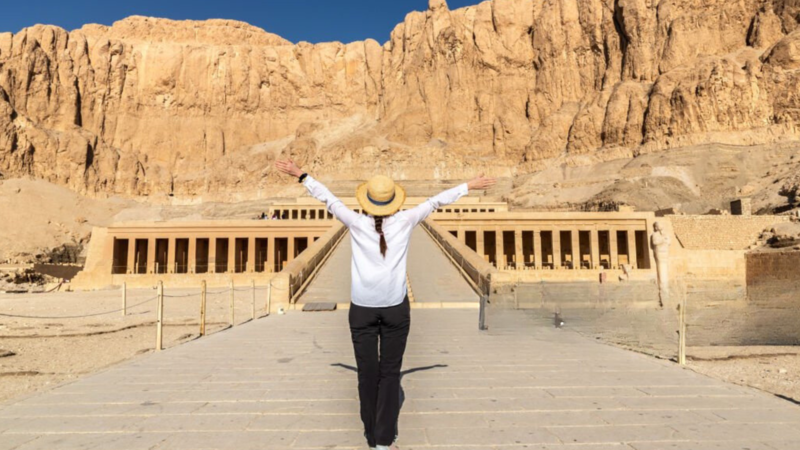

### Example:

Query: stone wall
xmin=746 ymin=251 xmax=800 ymax=286
xmin=669 ymin=215 xmax=789 ymax=250
xmin=684 ymin=251 xmax=800 ymax=347
xmin=672 ymin=250 xmax=747 ymax=282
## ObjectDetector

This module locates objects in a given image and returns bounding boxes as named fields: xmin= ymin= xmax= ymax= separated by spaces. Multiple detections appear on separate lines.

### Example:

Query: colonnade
xmin=111 ymin=234 xmax=322 ymax=275
xmin=450 ymin=226 xmax=650 ymax=270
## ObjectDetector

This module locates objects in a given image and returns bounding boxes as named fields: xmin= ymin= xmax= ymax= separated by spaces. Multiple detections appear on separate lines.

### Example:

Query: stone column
xmin=167 ymin=237 xmax=176 ymax=273
xmin=455 ymin=229 xmax=462 ymax=241
xmin=126 ymin=238 xmax=136 ymax=274
xmin=627 ymin=229 xmax=638 ymax=269
xmin=609 ymin=230 xmax=619 ymax=269
xmin=514 ymin=229 xmax=523 ymax=270
xmin=209 ymin=238 xmax=217 ymax=273
xmin=146 ymin=238 xmax=156 ymax=274
xmin=228 ymin=238 xmax=236 ymax=273
xmin=552 ymin=230 xmax=562 ymax=269
xmin=288 ymin=236 xmax=296 ymax=262
xmin=267 ymin=236 xmax=275 ymax=273
xmin=571 ymin=230 xmax=580 ymax=270
xmin=247 ymin=236 xmax=256 ymax=272
xmin=188 ymin=238 xmax=197 ymax=273
xmin=590 ymin=229 xmax=600 ymax=270
xmin=533 ymin=230 xmax=543 ymax=269
xmin=495 ymin=229 xmax=504 ymax=269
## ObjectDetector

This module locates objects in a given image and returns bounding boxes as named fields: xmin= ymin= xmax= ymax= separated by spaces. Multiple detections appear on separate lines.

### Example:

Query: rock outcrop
xmin=1 ymin=1 xmax=800 ymax=199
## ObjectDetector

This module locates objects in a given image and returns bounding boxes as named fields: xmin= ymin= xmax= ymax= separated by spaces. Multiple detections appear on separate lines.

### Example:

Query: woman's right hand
xmin=467 ymin=174 xmax=497 ymax=191
xmin=275 ymin=159 xmax=304 ymax=178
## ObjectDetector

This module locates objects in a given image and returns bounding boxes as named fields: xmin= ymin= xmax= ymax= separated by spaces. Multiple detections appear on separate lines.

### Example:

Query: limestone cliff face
xmin=1 ymin=1 xmax=799 ymax=199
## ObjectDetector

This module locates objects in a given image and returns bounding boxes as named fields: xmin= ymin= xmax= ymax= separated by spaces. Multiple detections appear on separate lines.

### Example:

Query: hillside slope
xmin=1 ymin=0 xmax=799 ymax=201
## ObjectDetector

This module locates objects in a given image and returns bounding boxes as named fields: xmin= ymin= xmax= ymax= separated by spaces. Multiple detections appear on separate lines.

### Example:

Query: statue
xmin=650 ymin=221 xmax=671 ymax=307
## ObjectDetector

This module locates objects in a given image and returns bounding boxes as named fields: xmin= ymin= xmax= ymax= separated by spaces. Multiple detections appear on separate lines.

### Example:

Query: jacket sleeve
xmin=398 ymin=183 xmax=469 ymax=227
xmin=302 ymin=176 xmax=359 ymax=228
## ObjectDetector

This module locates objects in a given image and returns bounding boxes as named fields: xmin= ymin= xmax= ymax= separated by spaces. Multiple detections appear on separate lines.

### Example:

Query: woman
xmin=275 ymin=160 xmax=495 ymax=450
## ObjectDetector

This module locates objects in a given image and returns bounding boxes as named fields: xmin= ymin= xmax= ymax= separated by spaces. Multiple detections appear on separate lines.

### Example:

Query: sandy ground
xmin=688 ymin=347 xmax=800 ymax=404
xmin=0 ymin=286 xmax=272 ymax=404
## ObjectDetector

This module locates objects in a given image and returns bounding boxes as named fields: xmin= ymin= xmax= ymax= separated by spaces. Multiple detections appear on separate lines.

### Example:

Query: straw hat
xmin=356 ymin=175 xmax=407 ymax=217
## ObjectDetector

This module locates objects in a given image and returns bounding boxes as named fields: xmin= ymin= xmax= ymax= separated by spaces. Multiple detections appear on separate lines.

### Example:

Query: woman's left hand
xmin=275 ymin=160 xmax=304 ymax=178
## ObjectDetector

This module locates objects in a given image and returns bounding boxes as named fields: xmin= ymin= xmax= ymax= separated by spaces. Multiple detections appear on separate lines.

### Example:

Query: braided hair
xmin=374 ymin=216 xmax=388 ymax=257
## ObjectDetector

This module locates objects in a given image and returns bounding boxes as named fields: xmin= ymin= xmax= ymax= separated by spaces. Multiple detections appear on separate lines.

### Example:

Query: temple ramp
xmin=407 ymin=228 xmax=480 ymax=304
xmin=295 ymin=231 xmax=352 ymax=306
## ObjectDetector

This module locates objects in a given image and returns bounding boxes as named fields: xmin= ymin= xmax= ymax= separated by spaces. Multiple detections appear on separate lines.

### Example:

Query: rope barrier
xmin=0 ymin=296 xmax=158 ymax=320
xmin=2 ymin=279 xmax=286 ymax=320
xmin=162 ymin=292 xmax=201 ymax=298
xmin=206 ymin=288 xmax=233 ymax=295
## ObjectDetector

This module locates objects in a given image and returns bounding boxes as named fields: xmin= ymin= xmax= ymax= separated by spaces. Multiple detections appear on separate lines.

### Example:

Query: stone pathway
xmin=406 ymin=228 xmax=479 ymax=304
xmin=297 ymin=232 xmax=352 ymax=305
xmin=2 ymin=309 xmax=800 ymax=449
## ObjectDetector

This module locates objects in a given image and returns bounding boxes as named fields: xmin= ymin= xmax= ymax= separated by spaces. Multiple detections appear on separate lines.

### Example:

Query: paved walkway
xmin=2 ymin=309 xmax=800 ymax=449
xmin=407 ymin=228 xmax=479 ymax=304
xmin=297 ymin=233 xmax=352 ymax=305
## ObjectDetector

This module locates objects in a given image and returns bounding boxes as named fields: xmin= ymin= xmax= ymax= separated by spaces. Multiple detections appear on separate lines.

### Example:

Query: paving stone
xmin=764 ymin=441 xmax=800 ymax=450
xmin=591 ymin=409 xmax=719 ymax=426
xmin=669 ymin=422 xmax=800 ymax=441
xmin=546 ymin=424 xmax=679 ymax=444
xmin=155 ymin=430 xmax=298 ymax=450
xmin=7 ymin=415 xmax=146 ymax=434
xmin=425 ymin=425 xmax=561 ymax=446
xmin=0 ymin=433 xmax=38 ymax=450
xmin=630 ymin=442 xmax=776 ymax=450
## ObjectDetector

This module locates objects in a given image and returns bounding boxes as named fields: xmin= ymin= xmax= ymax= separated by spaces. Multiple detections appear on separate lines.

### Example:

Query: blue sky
xmin=2 ymin=0 xmax=484 ymax=44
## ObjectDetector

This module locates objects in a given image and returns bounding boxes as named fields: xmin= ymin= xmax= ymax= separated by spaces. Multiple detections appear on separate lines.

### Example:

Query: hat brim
xmin=356 ymin=182 xmax=407 ymax=217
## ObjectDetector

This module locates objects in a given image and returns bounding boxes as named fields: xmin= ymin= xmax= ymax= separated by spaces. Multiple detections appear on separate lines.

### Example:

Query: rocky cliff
xmin=1 ymin=0 xmax=799 ymax=200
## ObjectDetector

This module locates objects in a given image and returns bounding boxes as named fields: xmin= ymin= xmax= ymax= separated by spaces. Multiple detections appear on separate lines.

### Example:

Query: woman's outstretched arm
xmin=400 ymin=174 xmax=496 ymax=227
xmin=275 ymin=160 xmax=359 ymax=228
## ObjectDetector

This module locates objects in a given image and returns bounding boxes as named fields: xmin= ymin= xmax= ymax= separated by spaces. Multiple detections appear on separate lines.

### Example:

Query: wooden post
xmin=678 ymin=287 xmax=687 ymax=366
xmin=156 ymin=281 xmax=164 ymax=351
xmin=251 ymin=280 xmax=256 ymax=320
xmin=265 ymin=282 xmax=272 ymax=316
xmin=478 ymin=295 xmax=488 ymax=331
xmin=200 ymin=280 xmax=207 ymax=336
xmin=121 ymin=282 xmax=127 ymax=316
xmin=230 ymin=280 xmax=235 ymax=326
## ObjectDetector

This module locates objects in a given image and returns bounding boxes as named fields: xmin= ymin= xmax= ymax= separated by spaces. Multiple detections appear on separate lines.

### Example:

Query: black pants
xmin=349 ymin=297 xmax=410 ymax=447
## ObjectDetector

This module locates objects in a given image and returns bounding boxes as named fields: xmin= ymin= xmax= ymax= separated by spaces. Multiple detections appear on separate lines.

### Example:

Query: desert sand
xmin=0 ymin=286 xmax=270 ymax=403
